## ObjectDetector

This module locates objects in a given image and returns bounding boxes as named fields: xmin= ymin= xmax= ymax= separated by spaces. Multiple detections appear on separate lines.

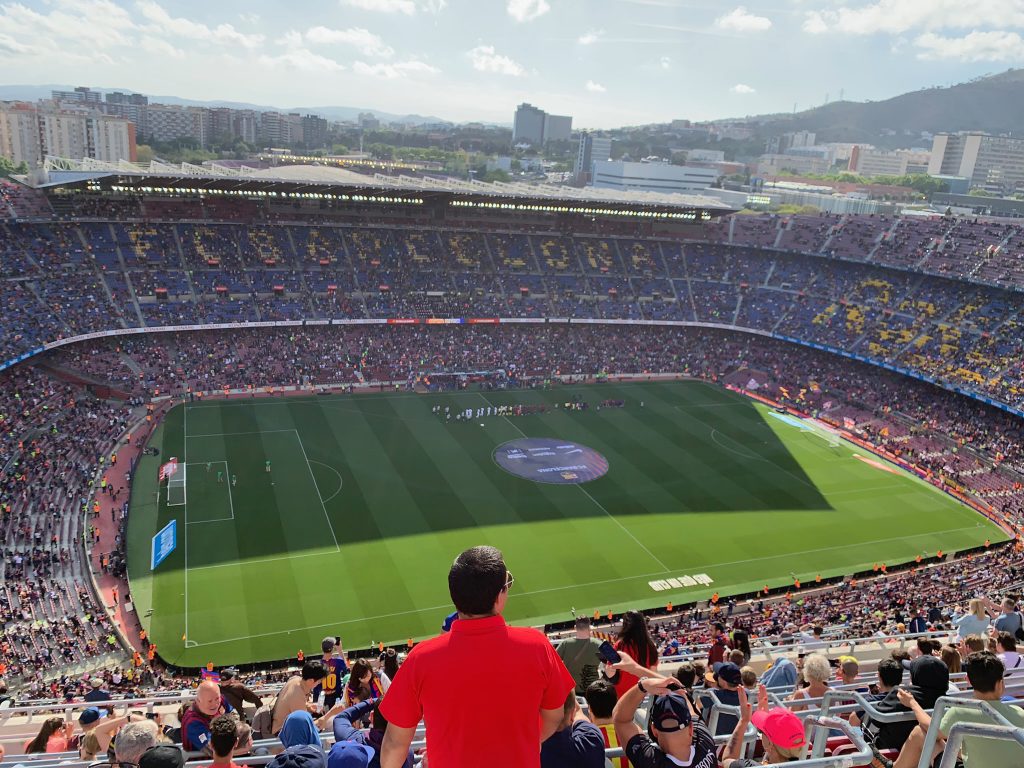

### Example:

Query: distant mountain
xmin=745 ymin=69 xmax=1024 ymax=144
xmin=0 ymin=84 xmax=448 ymax=126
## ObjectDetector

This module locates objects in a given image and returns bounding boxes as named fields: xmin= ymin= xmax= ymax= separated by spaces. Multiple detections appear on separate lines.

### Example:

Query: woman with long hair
xmin=343 ymin=658 xmax=384 ymax=706
xmin=731 ymin=629 xmax=752 ymax=665
xmin=953 ymin=599 xmax=991 ymax=640
xmin=611 ymin=610 xmax=659 ymax=698
xmin=25 ymin=717 xmax=72 ymax=754
xmin=379 ymin=648 xmax=400 ymax=692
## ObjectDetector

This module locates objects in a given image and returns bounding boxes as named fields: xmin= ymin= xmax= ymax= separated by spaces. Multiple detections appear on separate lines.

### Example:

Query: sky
xmin=0 ymin=0 xmax=1022 ymax=128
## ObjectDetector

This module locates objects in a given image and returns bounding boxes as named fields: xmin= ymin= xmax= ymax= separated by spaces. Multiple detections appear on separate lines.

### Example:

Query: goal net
xmin=801 ymin=420 xmax=842 ymax=452
xmin=167 ymin=463 xmax=186 ymax=506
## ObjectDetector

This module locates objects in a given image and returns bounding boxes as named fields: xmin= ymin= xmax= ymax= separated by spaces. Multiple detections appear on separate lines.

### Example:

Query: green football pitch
xmin=126 ymin=381 xmax=1007 ymax=668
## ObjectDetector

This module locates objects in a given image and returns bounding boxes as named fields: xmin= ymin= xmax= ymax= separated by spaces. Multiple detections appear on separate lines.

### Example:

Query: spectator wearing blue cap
xmin=699 ymin=662 xmax=742 ymax=736
xmin=328 ymin=741 xmax=376 ymax=768
xmin=268 ymin=745 xmax=327 ymax=768
xmin=76 ymin=707 xmax=142 ymax=759
xmin=279 ymin=711 xmax=323 ymax=750
xmin=328 ymin=697 xmax=412 ymax=768
xmin=609 ymin=650 xmax=716 ymax=768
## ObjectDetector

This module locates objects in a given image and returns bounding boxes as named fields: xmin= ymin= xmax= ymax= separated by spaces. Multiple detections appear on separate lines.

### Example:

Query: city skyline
xmin=1 ymin=0 xmax=1022 ymax=128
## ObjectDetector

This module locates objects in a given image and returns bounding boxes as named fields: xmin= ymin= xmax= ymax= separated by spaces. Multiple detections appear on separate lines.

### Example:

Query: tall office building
xmin=928 ymin=132 xmax=1024 ymax=194
xmin=0 ymin=104 xmax=42 ymax=167
xmin=542 ymin=113 xmax=572 ymax=143
xmin=0 ymin=103 xmax=135 ymax=165
xmin=766 ymin=131 xmax=816 ymax=155
xmin=513 ymin=103 xmax=546 ymax=146
xmin=51 ymin=86 xmax=103 ymax=106
xmin=574 ymin=132 xmax=612 ymax=184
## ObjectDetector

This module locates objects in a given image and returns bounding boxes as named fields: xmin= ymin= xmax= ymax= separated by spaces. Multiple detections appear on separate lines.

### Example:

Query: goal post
xmin=802 ymin=420 xmax=842 ymax=451
xmin=165 ymin=462 xmax=186 ymax=506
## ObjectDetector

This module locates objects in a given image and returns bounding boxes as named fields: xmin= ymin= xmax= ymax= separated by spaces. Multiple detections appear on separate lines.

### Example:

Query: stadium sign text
xmin=648 ymin=573 xmax=714 ymax=592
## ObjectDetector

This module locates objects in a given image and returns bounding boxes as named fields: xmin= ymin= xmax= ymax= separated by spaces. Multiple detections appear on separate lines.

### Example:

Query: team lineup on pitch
xmin=126 ymin=380 xmax=1006 ymax=667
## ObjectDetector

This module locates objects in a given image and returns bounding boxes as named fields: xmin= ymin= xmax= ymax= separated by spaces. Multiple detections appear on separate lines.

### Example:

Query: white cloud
xmin=1 ymin=0 xmax=136 ymax=51
xmin=715 ymin=6 xmax=772 ymax=32
xmin=585 ymin=80 xmax=606 ymax=92
xmin=341 ymin=0 xmax=416 ymax=13
xmin=139 ymin=36 xmax=184 ymax=58
xmin=306 ymin=26 xmax=394 ymax=57
xmin=353 ymin=59 xmax=440 ymax=77
xmin=260 ymin=48 xmax=346 ymax=71
xmin=578 ymin=29 xmax=603 ymax=45
xmin=660 ymin=55 xmax=671 ymax=70
xmin=136 ymin=1 xmax=264 ymax=48
xmin=507 ymin=0 xmax=550 ymax=23
xmin=801 ymin=11 xmax=828 ymax=34
xmin=802 ymin=1 xmax=1024 ymax=36
xmin=915 ymin=30 xmax=1024 ymax=61
xmin=466 ymin=45 xmax=526 ymax=76
xmin=339 ymin=0 xmax=445 ymax=13
xmin=730 ymin=83 xmax=756 ymax=94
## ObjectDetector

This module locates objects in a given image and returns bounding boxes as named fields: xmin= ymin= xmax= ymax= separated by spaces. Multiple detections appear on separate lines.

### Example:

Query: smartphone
xmin=666 ymin=682 xmax=682 ymax=691
xmin=598 ymin=640 xmax=621 ymax=664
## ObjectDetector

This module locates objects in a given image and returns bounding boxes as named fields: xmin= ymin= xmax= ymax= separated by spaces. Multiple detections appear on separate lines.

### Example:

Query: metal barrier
xmin=918 ymin=696 xmax=1024 ymax=768
xmin=937 ymin=720 xmax=1024 ymax=768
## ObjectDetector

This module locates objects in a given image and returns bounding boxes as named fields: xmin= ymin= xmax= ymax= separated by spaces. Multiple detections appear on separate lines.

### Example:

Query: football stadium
xmin=2 ymin=157 xmax=1024 ymax=765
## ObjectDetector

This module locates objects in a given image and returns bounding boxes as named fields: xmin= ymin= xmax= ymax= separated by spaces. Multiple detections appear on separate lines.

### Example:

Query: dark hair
xmin=379 ymin=648 xmax=399 ymax=681
xmin=997 ymin=631 xmax=1017 ymax=652
xmin=584 ymin=679 xmax=618 ymax=719
xmin=732 ymin=629 xmax=751 ymax=659
xmin=877 ymin=657 xmax=904 ymax=688
xmin=812 ymin=625 xmax=823 ymax=637
xmin=301 ymin=660 xmax=327 ymax=681
xmin=348 ymin=658 xmax=376 ymax=701
xmin=674 ymin=662 xmax=696 ymax=688
xmin=917 ymin=638 xmax=941 ymax=655
xmin=965 ymin=651 xmax=1005 ymax=693
xmin=616 ymin=610 xmax=658 ymax=667
xmin=448 ymin=546 xmax=507 ymax=615
xmin=209 ymin=715 xmax=238 ymax=758
xmin=890 ymin=649 xmax=911 ymax=663
xmin=26 ymin=717 xmax=65 ymax=753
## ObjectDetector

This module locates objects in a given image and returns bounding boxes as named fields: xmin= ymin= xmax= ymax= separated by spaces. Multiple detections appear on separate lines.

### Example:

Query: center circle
xmin=492 ymin=438 xmax=610 ymax=484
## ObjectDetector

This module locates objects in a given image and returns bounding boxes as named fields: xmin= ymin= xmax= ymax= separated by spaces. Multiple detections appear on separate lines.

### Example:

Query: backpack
xmin=1015 ymin=612 xmax=1024 ymax=643
xmin=250 ymin=696 xmax=278 ymax=741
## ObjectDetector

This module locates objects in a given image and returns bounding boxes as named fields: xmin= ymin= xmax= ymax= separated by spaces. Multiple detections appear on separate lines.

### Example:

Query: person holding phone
xmin=608 ymin=650 xmax=716 ymax=768
xmin=607 ymin=611 xmax=659 ymax=699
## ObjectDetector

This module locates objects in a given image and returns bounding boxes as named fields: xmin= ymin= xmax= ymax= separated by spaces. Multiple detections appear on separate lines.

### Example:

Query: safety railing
xmin=918 ymin=696 xmax=1024 ymax=768
xmin=937 ymin=720 xmax=1024 ymax=768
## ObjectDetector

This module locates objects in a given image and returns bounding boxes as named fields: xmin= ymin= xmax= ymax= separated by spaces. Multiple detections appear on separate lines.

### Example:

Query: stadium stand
xmin=0 ymin=189 xmax=1023 ymax=765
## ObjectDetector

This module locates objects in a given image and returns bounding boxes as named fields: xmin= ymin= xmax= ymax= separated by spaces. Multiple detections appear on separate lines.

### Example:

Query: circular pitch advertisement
xmin=492 ymin=438 xmax=610 ymax=485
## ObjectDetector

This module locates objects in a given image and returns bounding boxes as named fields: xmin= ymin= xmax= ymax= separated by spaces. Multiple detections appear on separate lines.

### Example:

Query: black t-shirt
xmin=625 ymin=721 xmax=716 ymax=768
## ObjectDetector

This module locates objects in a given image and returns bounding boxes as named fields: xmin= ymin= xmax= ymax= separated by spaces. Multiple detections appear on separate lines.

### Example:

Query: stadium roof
xmin=37 ymin=156 xmax=735 ymax=214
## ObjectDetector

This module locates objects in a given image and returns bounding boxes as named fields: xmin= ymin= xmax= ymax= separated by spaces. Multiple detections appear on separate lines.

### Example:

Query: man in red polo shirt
xmin=379 ymin=545 xmax=575 ymax=768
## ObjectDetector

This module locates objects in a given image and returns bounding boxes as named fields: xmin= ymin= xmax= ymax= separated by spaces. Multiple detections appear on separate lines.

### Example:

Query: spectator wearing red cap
xmin=722 ymin=685 xmax=806 ymax=766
